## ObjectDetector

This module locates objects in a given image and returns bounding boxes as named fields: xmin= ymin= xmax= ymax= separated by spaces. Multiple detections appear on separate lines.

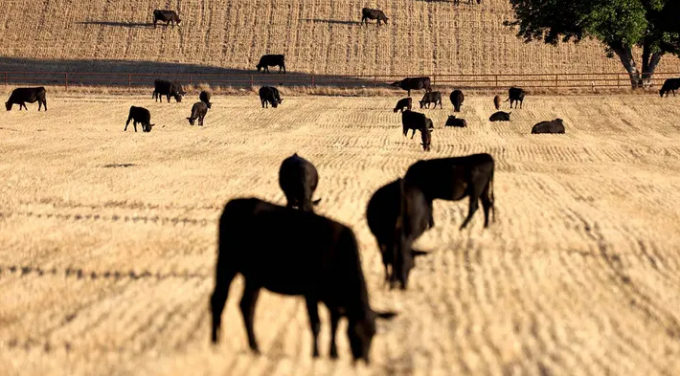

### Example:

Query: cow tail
xmin=489 ymin=167 xmax=495 ymax=223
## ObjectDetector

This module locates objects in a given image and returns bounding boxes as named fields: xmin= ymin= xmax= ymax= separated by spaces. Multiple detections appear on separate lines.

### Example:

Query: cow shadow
xmin=301 ymin=18 xmax=361 ymax=26
xmin=75 ymin=21 xmax=154 ymax=28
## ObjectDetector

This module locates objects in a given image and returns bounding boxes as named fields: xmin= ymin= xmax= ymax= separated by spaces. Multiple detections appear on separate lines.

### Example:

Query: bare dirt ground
xmin=1 ymin=93 xmax=680 ymax=375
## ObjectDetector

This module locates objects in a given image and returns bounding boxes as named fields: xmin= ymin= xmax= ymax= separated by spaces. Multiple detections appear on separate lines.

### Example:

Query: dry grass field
xmin=1 ymin=93 xmax=680 ymax=375
xmin=1 ymin=0 xmax=680 ymax=76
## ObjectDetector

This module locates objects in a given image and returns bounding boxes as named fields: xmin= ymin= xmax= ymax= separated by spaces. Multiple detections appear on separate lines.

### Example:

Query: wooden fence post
xmin=65 ymin=73 xmax=69 ymax=91
xmin=4 ymin=72 xmax=7 ymax=86
xmin=495 ymin=75 xmax=498 ymax=89
xmin=311 ymin=74 xmax=315 ymax=88
xmin=128 ymin=74 xmax=132 ymax=91
xmin=250 ymin=74 xmax=254 ymax=89
xmin=554 ymin=74 xmax=558 ymax=89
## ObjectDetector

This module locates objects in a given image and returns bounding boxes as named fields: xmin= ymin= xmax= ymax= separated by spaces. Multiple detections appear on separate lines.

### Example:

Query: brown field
xmin=1 ymin=93 xmax=680 ymax=375
xmin=1 ymin=0 xmax=680 ymax=76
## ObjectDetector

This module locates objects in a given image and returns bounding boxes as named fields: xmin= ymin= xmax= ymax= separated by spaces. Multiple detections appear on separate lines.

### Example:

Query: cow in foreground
xmin=445 ymin=115 xmax=467 ymax=127
xmin=187 ymin=102 xmax=208 ymax=126
xmin=259 ymin=86 xmax=283 ymax=108
xmin=391 ymin=77 xmax=432 ymax=97
xmin=420 ymin=91 xmax=443 ymax=109
xmin=210 ymin=198 xmax=397 ymax=362
xmin=361 ymin=8 xmax=389 ymax=26
xmin=404 ymin=154 xmax=495 ymax=230
xmin=450 ymin=90 xmax=464 ymax=112
xmin=493 ymin=95 xmax=501 ymax=110
xmin=124 ymin=106 xmax=154 ymax=132
xmin=659 ymin=78 xmax=680 ymax=97
xmin=5 ymin=87 xmax=47 ymax=111
xmin=402 ymin=110 xmax=434 ymax=139
xmin=256 ymin=54 xmax=286 ymax=73
xmin=393 ymin=97 xmax=412 ymax=113
xmin=366 ymin=179 xmax=431 ymax=288
xmin=279 ymin=153 xmax=321 ymax=212
xmin=531 ymin=119 xmax=565 ymax=134
xmin=153 ymin=10 xmax=181 ymax=28
xmin=199 ymin=91 xmax=212 ymax=108
xmin=507 ymin=87 xmax=526 ymax=109
xmin=153 ymin=79 xmax=185 ymax=103
xmin=489 ymin=111 xmax=511 ymax=122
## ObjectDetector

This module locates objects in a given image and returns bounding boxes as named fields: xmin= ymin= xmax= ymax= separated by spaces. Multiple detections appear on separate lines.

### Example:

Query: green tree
xmin=505 ymin=0 xmax=680 ymax=88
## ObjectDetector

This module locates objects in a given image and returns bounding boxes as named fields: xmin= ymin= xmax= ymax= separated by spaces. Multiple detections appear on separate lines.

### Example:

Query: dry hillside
xmin=1 ymin=0 xmax=679 ymax=76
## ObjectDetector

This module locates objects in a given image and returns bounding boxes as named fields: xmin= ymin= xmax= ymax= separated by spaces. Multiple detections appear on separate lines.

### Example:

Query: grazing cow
xmin=279 ymin=153 xmax=321 ymax=212
xmin=450 ymin=90 xmax=464 ymax=112
xmin=659 ymin=78 xmax=680 ymax=97
xmin=256 ymin=54 xmax=286 ymax=73
xmin=391 ymin=77 xmax=432 ymax=97
xmin=493 ymin=95 xmax=501 ymax=110
xmin=403 ymin=154 xmax=495 ymax=231
xmin=402 ymin=110 xmax=434 ymax=139
xmin=153 ymin=10 xmax=181 ymax=28
xmin=366 ymin=179 xmax=431 ymax=287
xmin=5 ymin=87 xmax=47 ymax=111
xmin=419 ymin=91 xmax=443 ymax=109
xmin=420 ymin=123 xmax=432 ymax=152
xmin=445 ymin=115 xmax=467 ymax=127
xmin=393 ymin=97 xmax=412 ymax=113
xmin=507 ymin=87 xmax=526 ymax=109
xmin=259 ymin=86 xmax=283 ymax=108
xmin=489 ymin=111 xmax=511 ymax=122
xmin=531 ymin=118 xmax=565 ymax=134
xmin=124 ymin=106 xmax=154 ymax=132
xmin=153 ymin=79 xmax=185 ymax=103
xmin=187 ymin=102 xmax=208 ymax=126
xmin=210 ymin=198 xmax=397 ymax=362
xmin=199 ymin=91 xmax=212 ymax=109
xmin=361 ymin=8 xmax=389 ymax=26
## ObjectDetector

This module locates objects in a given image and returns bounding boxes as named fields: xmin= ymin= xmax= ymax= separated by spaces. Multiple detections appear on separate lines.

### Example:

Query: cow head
xmin=143 ymin=124 xmax=155 ymax=133
xmin=659 ymin=89 xmax=666 ymax=97
xmin=425 ymin=118 xmax=434 ymax=130
xmin=176 ymin=19 xmax=182 ymax=26
xmin=390 ymin=80 xmax=402 ymax=87
xmin=173 ymin=93 xmax=183 ymax=103
xmin=347 ymin=310 xmax=397 ymax=363
xmin=187 ymin=117 xmax=195 ymax=125
xmin=5 ymin=101 xmax=11 ymax=111
xmin=271 ymin=100 xmax=278 ymax=108
xmin=256 ymin=64 xmax=263 ymax=72
xmin=419 ymin=100 xmax=425 ymax=108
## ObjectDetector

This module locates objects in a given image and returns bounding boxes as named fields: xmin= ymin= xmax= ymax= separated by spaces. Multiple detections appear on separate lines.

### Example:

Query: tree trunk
xmin=641 ymin=40 xmax=664 ymax=87
xmin=611 ymin=44 xmax=643 ymax=89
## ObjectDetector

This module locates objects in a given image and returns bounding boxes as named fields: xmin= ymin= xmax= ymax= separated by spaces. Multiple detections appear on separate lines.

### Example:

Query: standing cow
xmin=391 ymin=77 xmax=432 ymax=97
xmin=259 ymin=86 xmax=283 ymax=108
xmin=5 ymin=87 xmax=47 ymax=111
xmin=420 ymin=91 xmax=443 ymax=109
xmin=187 ymin=102 xmax=208 ymax=126
xmin=153 ymin=10 xmax=181 ymax=28
xmin=493 ymin=95 xmax=501 ymax=110
xmin=393 ymin=98 xmax=413 ymax=113
xmin=153 ymin=79 xmax=185 ymax=103
xmin=361 ymin=8 xmax=389 ymax=26
xmin=507 ymin=87 xmax=526 ymax=109
xmin=256 ymin=54 xmax=286 ymax=73
xmin=279 ymin=153 xmax=321 ymax=212
xmin=450 ymin=90 xmax=464 ymax=112
xmin=659 ymin=78 xmax=680 ymax=97
xmin=124 ymin=106 xmax=154 ymax=132
xmin=402 ymin=110 xmax=434 ymax=139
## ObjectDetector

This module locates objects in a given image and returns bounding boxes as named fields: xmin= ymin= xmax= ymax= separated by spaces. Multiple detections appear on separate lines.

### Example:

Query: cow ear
xmin=412 ymin=249 xmax=429 ymax=257
xmin=374 ymin=311 xmax=398 ymax=320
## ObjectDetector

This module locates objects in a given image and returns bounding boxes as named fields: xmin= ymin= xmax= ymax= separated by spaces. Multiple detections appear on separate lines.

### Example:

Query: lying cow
xmin=450 ymin=90 xmax=464 ymax=112
xmin=507 ymin=87 xmax=526 ymax=109
xmin=420 ymin=91 xmax=443 ymax=109
xmin=279 ymin=153 xmax=321 ymax=212
xmin=391 ymin=77 xmax=432 ymax=97
xmin=210 ymin=198 xmax=397 ymax=362
xmin=153 ymin=79 xmax=185 ymax=103
xmin=445 ymin=115 xmax=467 ymax=127
xmin=489 ymin=111 xmax=511 ymax=122
xmin=493 ymin=95 xmax=501 ymax=110
xmin=259 ymin=86 xmax=283 ymax=108
xmin=187 ymin=102 xmax=208 ymax=126
xmin=659 ymin=78 xmax=680 ymax=97
xmin=402 ymin=110 xmax=434 ymax=139
xmin=124 ymin=106 xmax=154 ymax=132
xmin=531 ymin=118 xmax=565 ymax=134
xmin=199 ymin=91 xmax=212 ymax=108
xmin=404 ymin=153 xmax=495 ymax=230
xmin=256 ymin=54 xmax=286 ymax=73
xmin=393 ymin=97 xmax=412 ymax=113
xmin=153 ymin=10 xmax=181 ymax=28
xmin=5 ymin=87 xmax=47 ymax=111
xmin=361 ymin=8 xmax=389 ymax=26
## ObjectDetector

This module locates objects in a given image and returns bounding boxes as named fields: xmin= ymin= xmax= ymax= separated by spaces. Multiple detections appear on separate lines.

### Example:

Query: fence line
xmin=1 ymin=70 xmax=678 ymax=91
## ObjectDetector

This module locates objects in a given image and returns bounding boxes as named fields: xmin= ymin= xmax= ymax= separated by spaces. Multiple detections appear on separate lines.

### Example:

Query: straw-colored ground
xmin=1 ymin=0 xmax=680 ymax=76
xmin=1 ymin=93 xmax=680 ymax=375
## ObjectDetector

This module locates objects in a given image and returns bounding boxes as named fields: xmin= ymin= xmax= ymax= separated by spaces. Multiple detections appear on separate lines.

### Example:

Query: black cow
xmin=450 ymin=90 xmax=464 ymax=112
xmin=489 ymin=111 xmax=511 ymax=122
xmin=366 ymin=179 xmax=431 ymax=287
xmin=420 ymin=122 xmax=432 ymax=152
xmin=531 ymin=119 xmax=565 ymax=134
xmin=493 ymin=95 xmax=501 ymax=110
xmin=393 ymin=97 xmax=412 ymax=113
xmin=259 ymin=86 xmax=283 ymax=108
xmin=361 ymin=8 xmax=389 ymax=26
xmin=403 ymin=154 xmax=495 ymax=231
xmin=507 ymin=87 xmax=526 ymax=109
xmin=279 ymin=153 xmax=321 ymax=212
xmin=402 ymin=110 xmax=434 ymax=139
xmin=187 ymin=102 xmax=208 ymax=126
xmin=256 ymin=54 xmax=286 ymax=73
xmin=210 ymin=198 xmax=397 ymax=362
xmin=445 ymin=115 xmax=467 ymax=127
xmin=153 ymin=10 xmax=181 ymax=28
xmin=5 ymin=87 xmax=47 ymax=111
xmin=659 ymin=78 xmax=680 ymax=97
xmin=153 ymin=79 xmax=185 ymax=103
xmin=199 ymin=91 xmax=212 ymax=108
xmin=124 ymin=106 xmax=154 ymax=132
xmin=420 ymin=91 xmax=443 ymax=109
xmin=391 ymin=77 xmax=432 ymax=97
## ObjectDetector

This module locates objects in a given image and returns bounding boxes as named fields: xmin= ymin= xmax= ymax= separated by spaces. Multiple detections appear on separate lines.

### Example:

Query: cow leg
xmin=520 ymin=99 xmax=523 ymax=109
xmin=305 ymin=297 xmax=321 ymax=358
xmin=411 ymin=129 xmax=417 ymax=139
xmin=210 ymin=261 xmax=238 ymax=344
xmin=328 ymin=308 xmax=341 ymax=359
xmin=200 ymin=116 xmax=204 ymax=126
xmin=43 ymin=99 xmax=47 ymax=111
xmin=427 ymin=200 xmax=435 ymax=228
xmin=460 ymin=183 xmax=485 ymax=230
xmin=239 ymin=282 xmax=262 ymax=353
xmin=480 ymin=180 xmax=493 ymax=227
xmin=133 ymin=122 xmax=138 ymax=132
